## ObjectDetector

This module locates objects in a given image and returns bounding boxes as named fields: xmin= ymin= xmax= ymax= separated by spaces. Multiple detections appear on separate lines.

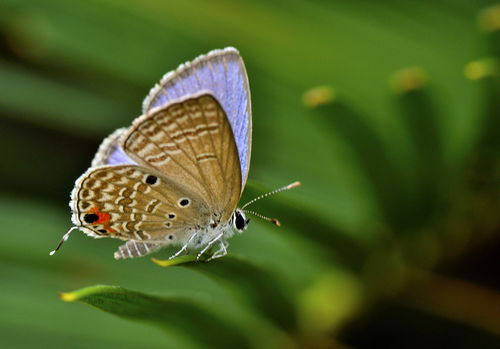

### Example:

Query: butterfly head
xmin=232 ymin=209 xmax=250 ymax=233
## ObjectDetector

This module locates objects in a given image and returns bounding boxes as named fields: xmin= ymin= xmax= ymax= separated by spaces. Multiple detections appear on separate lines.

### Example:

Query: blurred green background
xmin=1 ymin=0 xmax=499 ymax=348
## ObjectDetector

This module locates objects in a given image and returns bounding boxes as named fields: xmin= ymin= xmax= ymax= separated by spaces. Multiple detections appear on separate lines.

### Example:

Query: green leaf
xmin=153 ymin=255 xmax=297 ymax=332
xmin=60 ymin=285 xmax=251 ymax=349
xmin=151 ymin=255 xmax=198 ymax=267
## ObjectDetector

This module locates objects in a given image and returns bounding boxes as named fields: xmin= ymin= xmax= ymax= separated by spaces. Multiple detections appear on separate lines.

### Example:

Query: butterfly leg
xmin=169 ymin=233 xmax=198 ymax=260
xmin=197 ymin=233 xmax=223 ymax=260
xmin=206 ymin=240 xmax=228 ymax=261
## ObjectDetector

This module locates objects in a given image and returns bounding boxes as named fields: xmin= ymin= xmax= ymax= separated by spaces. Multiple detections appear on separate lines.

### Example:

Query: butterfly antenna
xmin=242 ymin=210 xmax=281 ymax=227
xmin=241 ymin=181 xmax=301 ymax=209
xmin=49 ymin=226 xmax=79 ymax=256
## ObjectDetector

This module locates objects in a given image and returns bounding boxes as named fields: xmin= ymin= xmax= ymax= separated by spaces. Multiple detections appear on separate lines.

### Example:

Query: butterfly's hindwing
xmin=71 ymin=165 xmax=208 ymax=243
xmin=91 ymin=128 xmax=135 ymax=167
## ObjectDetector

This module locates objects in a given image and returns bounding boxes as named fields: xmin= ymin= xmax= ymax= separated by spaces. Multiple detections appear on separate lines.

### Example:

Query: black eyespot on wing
xmin=168 ymin=235 xmax=173 ymax=240
xmin=145 ymin=175 xmax=157 ymax=185
xmin=168 ymin=213 xmax=176 ymax=219
xmin=84 ymin=213 xmax=99 ymax=223
xmin=179 ymin=198 xmax=190 ymax=207
xmin=165 ymin=222 xmax=172 ymax=228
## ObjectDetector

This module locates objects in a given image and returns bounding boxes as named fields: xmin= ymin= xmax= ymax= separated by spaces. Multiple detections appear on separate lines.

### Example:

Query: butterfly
xmin=50 ymin=47 xmax=300 ymax=261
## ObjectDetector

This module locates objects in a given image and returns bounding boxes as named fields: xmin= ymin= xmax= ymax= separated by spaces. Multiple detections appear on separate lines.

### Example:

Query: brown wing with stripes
xmin=70 ymin=165 xmax=206 ymax=243
xmin=120 ymin=92 xmax=242 ymax=223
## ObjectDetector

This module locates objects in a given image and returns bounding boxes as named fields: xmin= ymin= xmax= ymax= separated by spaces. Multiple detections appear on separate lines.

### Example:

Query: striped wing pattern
xmin=70 ymin=93 xmax=242 ymax=258
xmin=71 ymin=165 xmax=196 ymax=242
xmin=122 ymin=93 xmax=241 ymax=222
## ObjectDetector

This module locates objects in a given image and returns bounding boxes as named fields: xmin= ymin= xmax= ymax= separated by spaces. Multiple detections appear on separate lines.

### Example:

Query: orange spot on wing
xmin=89 ymin=207 xmax=110 ymax=224
xmin=97 ymin=212 xmax=111 ymax=224
xmin=88 ymin=207 xmax=114 ymax=233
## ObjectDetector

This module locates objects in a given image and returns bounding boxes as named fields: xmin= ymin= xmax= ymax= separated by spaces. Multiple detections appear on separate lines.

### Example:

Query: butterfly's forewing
xmin=122 ymin=92 xmax=241 ymax=222
xmin=91 ymin=128 xmax=136 ymax=166
xmin=142 ymin=47 xmax=251 ymax=191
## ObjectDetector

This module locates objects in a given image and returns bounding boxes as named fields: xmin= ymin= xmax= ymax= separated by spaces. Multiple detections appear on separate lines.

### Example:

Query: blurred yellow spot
xmin=59 ymin=292 xmax=77 ymax=302
xmin=298 ymin=270 xmax=362 ymax=335
xmin=302 ymin=86 xmax=335 ymax=108
xmin=478 ymin=4 xmax=500 ymax=32
xmin=390 ymin=67 xmax=428 ymax=93
xmin=464 ymin=58 xmax=498 ymax=80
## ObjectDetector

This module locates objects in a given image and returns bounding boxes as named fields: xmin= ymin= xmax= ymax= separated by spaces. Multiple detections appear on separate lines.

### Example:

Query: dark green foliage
xmin=61 ymin=286 xmax=251 ymax=348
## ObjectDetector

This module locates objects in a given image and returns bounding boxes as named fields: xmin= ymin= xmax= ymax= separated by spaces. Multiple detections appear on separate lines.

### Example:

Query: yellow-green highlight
xmin=151 ymin=255 xmax=198 ymax=267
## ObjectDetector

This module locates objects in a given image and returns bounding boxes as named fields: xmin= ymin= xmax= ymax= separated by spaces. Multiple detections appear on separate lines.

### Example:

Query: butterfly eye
xmin=234 ymin=210 xmax=247 ymax=231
